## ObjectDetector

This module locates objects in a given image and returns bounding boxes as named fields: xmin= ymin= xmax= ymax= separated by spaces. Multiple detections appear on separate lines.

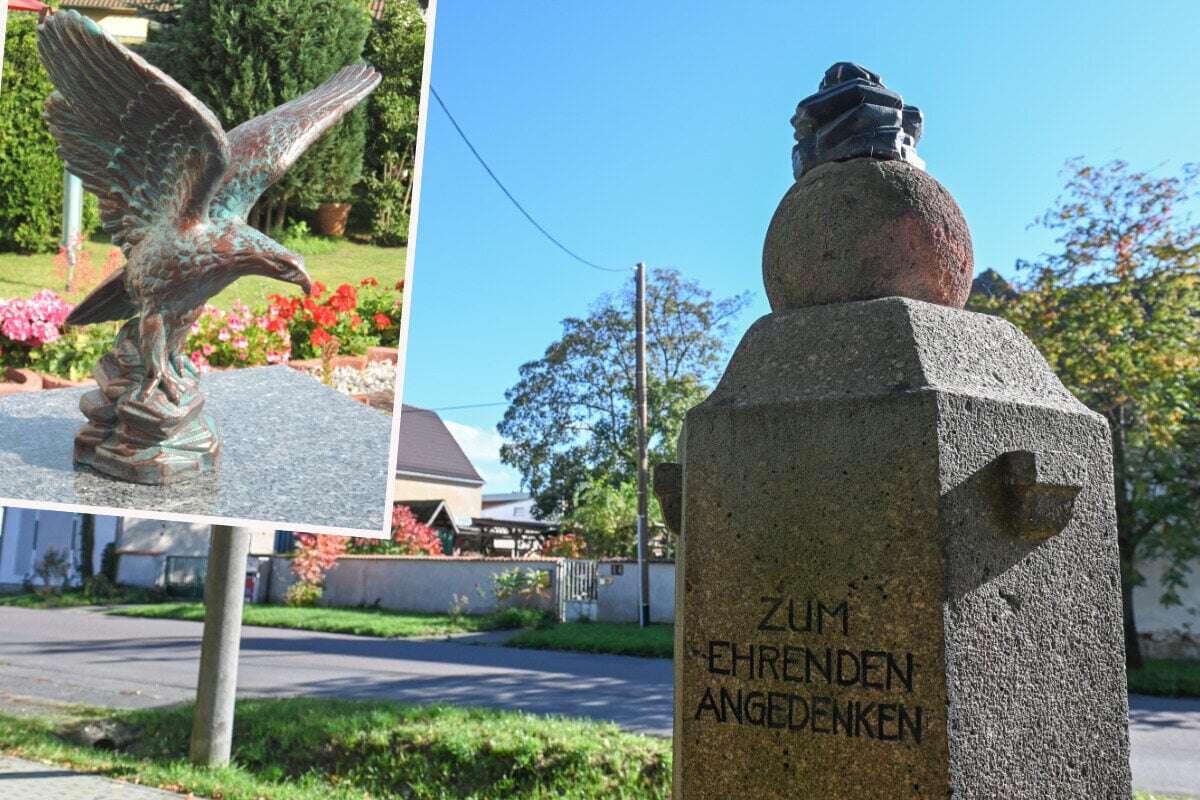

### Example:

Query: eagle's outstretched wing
xmin=38 ymin=11 xmax=231 ymax=257
xmin=210 ymin=63 xmax=381 ymax=222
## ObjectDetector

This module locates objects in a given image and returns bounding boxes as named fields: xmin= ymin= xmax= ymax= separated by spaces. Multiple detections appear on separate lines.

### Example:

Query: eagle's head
xmin=235 ymin=227 xmax=313 ymax=295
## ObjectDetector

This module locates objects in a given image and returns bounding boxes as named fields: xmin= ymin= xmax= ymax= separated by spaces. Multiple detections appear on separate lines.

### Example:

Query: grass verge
xmin=1128 ymin=658 xmax=1200 ymax=698
xmin=107 ymin=602 xmax=544 ymax=638
xmin=507 ymin=622 xmax=674 ymax=659
xmin=0 ymin=588 xmax=161 ymax=609
xmin=0 ymin=234 xmax=404 ymax=310
xmin=0 ymin=699 xmax=671 ymax=800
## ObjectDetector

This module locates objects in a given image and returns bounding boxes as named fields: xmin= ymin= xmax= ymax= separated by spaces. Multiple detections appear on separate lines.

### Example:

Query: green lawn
xmin=108 ymin=602 xmax=541 ymax=638
xmin=0 ymin=233 xmax=404 ymax=309
xmin=507 ymin=621 xmax=675 ymax=659
xmin=0 ymin=699 xmax=671 ymax=800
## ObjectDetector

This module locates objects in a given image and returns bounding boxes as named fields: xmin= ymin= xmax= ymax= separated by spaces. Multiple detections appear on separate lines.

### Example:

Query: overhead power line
xmin=429 ymin=85 xmax=627 ymax=274
xmin=430 ymin=401 xmax=509 ymax=411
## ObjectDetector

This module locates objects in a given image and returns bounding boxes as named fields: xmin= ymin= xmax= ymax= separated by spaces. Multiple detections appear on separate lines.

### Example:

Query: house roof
xmin=482 ymin=492 xmax=529 ymax=504
xmin=398 ymin=499 xmax=459 ymax=532
xmin=396 ymin=405 xmax=484 ymax=486
xmin=61 ymin=0 xmax=166 ymax=10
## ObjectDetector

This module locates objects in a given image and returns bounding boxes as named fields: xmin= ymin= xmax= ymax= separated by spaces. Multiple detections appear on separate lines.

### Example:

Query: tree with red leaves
xmin=351 ymin=504 xmax=444 ymax=555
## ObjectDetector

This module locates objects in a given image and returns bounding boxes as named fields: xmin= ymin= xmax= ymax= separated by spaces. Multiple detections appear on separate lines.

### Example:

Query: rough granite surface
xmin=674 ymin=297 xmax=1130 ymax=799
xmin=0 ymin=366 xmax=391 ymax=535
xmin=763 ymin=159 xmax=973 ymax=310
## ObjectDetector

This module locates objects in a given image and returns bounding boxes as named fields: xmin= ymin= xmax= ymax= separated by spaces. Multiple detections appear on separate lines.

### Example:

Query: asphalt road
xmin=0 ymin=607 xmax=1194 ymax=797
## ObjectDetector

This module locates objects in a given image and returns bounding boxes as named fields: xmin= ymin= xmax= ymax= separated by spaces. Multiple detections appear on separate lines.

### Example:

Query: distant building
xmin=481 ymin=492 xmax=539 ymax=522
xmin=56 ymin=0 xmax=417 ymax=48
xmin=394 ymin=405 xmax=485 ymax=526
xmin=0 ymin=508 xmax=120 ymax=589
xmin=61 ymin=1 xmax=155 ymax=44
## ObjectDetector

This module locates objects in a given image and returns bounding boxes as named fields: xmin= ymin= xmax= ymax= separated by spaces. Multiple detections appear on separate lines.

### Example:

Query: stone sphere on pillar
xmin=762 ymin=157 xmax=974 ymax=311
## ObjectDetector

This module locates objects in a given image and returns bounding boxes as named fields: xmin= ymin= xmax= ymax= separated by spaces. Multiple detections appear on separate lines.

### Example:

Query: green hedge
xmin=0 ymin=14 xmax=98 ymax=253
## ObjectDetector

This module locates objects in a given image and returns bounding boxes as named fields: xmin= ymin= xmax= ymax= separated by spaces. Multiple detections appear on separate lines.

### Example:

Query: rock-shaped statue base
xmin=74 ymin=319 xmax=220 ymax=485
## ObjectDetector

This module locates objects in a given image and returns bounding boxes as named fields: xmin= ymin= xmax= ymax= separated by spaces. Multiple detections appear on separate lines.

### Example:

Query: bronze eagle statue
xmin=38 ymin=10 xmax=381 ymax=404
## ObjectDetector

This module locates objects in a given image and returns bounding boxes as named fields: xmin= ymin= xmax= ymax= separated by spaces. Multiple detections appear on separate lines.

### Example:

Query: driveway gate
xmin=558 ymin=559 xmax=598 ymax=621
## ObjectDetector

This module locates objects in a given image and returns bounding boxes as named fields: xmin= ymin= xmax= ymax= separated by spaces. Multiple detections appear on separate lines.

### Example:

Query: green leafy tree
xmin=356 ymin=0 xmax=425 ymax=245
xmin=77 ymin=513 xmax=95 ymax=580
xmin=971 ymin=159 xmax=1200 ymax=668
xmin=499 ymin=268 xmax=749 ymax=523
xmin=140 ymin=0 xmax=372 ymax=231
xmin=562 ymin=477 xmax=667 ymax=558
xmin=0 ymin=14 xmax=98 ymax=253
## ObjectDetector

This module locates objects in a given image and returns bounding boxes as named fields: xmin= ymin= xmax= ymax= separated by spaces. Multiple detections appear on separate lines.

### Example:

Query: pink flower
xmin=232 ymin=336 xmax=249 ymax=350
xmin=201 ymin=343 xmax=215 ymax=356
xmin=217 ymin=328 xmax=231 ymax=342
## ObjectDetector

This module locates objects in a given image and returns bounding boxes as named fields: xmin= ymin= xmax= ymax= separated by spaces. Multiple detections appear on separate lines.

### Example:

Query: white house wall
xmin=0 ymin=508 xmax=118 ymax=587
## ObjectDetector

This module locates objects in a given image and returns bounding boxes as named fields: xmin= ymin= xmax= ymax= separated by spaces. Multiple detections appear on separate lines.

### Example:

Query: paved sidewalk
xmin=0 ymin=755 xmax=192 ymax=799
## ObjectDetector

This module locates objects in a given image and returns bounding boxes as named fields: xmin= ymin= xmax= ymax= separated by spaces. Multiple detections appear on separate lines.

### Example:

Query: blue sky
xmin=404 ymin=1 xmax=1200 ymax=492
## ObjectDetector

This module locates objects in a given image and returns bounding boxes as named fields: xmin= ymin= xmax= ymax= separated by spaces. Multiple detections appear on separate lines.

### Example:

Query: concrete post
xmin=189 ymin=524 xmax=249 ymax=767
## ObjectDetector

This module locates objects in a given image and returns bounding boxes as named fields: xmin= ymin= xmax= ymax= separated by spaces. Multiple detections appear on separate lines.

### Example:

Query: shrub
xmin=0 ymin=289 xmax=115 ymax=379
xmin=81 ymin=574 xmax=120 ymax=601
xmin=350 ymin=503 xmax=443 ymax=556
xmin=272 ymin=279 xmax=401 ymax=360
xmin=491 ymin=567 xmax=552 ymax=610
xmin=284 ymin=581 xmax=323 ymax=608
xmin=31 ymin=546 xmax=71 ymax=594
xmin=0 ymin=290 xmax=73 ymax=361
xmin=487 ymin=605 xmax=553 ymax=630
xmin=542 ymin=533 xmax=586 ymax=558
xmin=357 ymin=0 xmax=424 ymax=245
xmin=268 ymin=219 xmax=339 ymax=256
xmin=26 ymin=323 xmax=118 ymax=381
xmin=290 ymin=534 xmax=348 ymax=586
xmin=0 ymin=15 xmax=99 ymax=253
xmin=99 ymin=542 xmax=119 ymax=583
xmin=140 ymin=0 xmax=372 ymax=230
xmin=186 ymin=301 xmax=292 ymax=371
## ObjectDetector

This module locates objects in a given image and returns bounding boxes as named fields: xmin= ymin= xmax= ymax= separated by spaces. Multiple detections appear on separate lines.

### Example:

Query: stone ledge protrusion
xmin=653 ymin=461 xmax=683 ymax=537
xmin=1002 ymin=449 xmax=1087 ymax=541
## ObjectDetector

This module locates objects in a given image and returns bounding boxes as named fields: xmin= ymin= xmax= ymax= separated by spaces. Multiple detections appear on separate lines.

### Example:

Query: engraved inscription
xmin=694 ymin=594 xmax=926 ymax=744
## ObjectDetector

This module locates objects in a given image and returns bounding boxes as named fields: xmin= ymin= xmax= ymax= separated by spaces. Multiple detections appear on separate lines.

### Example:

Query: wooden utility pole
xmin=635 ymin=262 xmax=651 ymax=627
xmin=190 ymin=524 xmax=249 ymax=767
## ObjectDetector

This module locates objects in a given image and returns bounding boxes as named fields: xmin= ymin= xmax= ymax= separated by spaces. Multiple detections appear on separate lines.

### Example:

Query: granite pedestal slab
xmin=0 ymin=366 xmax=390 ymax=535
xmin=674 ymin=297 xmax=1130 ymax=799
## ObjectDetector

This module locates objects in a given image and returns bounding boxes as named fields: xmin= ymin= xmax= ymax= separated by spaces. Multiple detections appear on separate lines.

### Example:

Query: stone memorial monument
xmin=658 ymin=63 xmax=1131 ymax=798
xmin=36 ymin=10 xmax=379 ymax=484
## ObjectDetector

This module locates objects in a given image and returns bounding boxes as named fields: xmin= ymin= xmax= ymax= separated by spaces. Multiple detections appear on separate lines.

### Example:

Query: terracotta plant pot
xmin=314 ymin=202 xmax=352 ymax=237
xmin=367 ymin=346 xmax=398 ymax=364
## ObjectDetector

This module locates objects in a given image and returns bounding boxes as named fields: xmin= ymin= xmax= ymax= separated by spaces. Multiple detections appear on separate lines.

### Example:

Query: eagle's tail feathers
xmin=66 ymin=269 xmax=135 ymax=325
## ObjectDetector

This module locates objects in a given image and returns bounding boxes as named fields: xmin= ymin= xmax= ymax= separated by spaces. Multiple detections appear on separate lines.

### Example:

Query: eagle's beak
xmin=280 ymin=254 xmax=312 ymax=295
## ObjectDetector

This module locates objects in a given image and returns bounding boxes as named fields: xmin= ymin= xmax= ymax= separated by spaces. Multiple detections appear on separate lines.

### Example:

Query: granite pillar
xmin=670 ymin=62 xmax=1130 ymax=798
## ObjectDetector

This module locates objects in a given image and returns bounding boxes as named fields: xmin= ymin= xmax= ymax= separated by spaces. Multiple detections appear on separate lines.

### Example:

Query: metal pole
xmin=189 ymin=524 xmax=249 ymax=767
xmin=0 ymin=4 xmax=9 ymax=99
xmin=62 ymin=170 xmax=83 ymax=292
xmin=635 ymin=262 xmax=651 ymax=628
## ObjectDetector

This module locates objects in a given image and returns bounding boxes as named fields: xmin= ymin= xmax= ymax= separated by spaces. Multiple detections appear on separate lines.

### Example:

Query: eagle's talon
xmin=172 ymin=353 xmax=199 ymax=379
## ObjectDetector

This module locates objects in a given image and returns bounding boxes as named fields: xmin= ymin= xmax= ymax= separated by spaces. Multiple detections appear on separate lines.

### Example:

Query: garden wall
xmin=596 ymin=560 xmax=676 ymax=624
xmin=150 ymin=551 xmax=1197 ymax=650
xmin=266 ymin=555 xmax=562 ymax=616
